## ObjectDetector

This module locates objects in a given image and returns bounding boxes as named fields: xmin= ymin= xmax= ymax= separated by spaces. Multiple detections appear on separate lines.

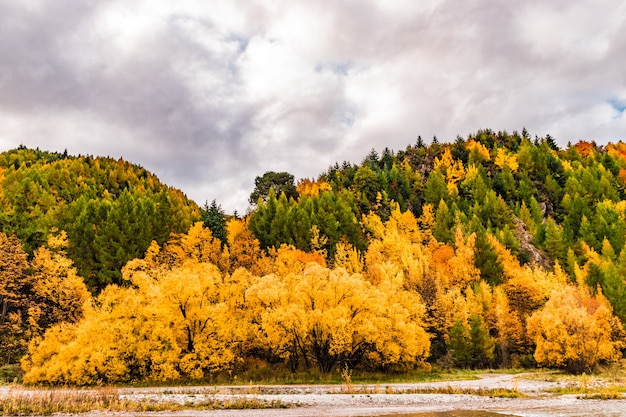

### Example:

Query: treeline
xmin=2 ymin=130 xmax=626 ymax=384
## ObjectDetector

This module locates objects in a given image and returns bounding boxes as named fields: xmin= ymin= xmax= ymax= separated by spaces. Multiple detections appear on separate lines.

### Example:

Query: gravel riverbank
xmin=2 ymin=373 xmax=626 ymax=416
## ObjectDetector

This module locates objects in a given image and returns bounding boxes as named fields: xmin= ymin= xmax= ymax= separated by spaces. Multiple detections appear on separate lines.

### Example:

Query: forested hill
xmin=0 ymin=146 xmax=199 ymax=291
xmin=4 ymin=130 xmax=626 ymax=383
xmin=249 ymin=129 xmax=626 ymax=325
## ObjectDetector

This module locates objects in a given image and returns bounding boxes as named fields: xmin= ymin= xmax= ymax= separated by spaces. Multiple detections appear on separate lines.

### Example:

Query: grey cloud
xmin=0 ymin=1 xmax=625 ymax=212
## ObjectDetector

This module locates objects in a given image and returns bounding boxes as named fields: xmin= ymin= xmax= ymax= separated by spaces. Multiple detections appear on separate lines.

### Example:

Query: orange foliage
xmin=272 ymin=244 xmax=326 ymax=277
xmin=574 ymin=141 xmax=596 ymax=158
xmin=430 ymin=244 xmax=455 ymax=284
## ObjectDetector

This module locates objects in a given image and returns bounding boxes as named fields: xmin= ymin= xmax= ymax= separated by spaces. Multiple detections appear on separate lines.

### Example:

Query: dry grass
xmin=548 ymin=383 xmax=626 ymax=399
xmin=582 ymin=388 xmax=625 ymax=400
xmin=0 ymin=388 xmax=287 ymax=415
xmin=330 ymin=384 xmax=524 ymax=398
xmin=545 ymin=370 xmax=626 ymax=400
xmin=393 ymin=385 xmax=525 ymax=398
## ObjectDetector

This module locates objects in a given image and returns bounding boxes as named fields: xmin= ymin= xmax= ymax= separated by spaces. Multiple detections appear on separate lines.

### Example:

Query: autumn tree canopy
xmin=6 ymin=130 xmax=626 ymax=382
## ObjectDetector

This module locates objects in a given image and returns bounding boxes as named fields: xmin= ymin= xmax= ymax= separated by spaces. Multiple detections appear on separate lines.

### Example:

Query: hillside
xmin=251 ymin=130 xmax=626 ymax=322
xmin=0 ymin=146 xmax=199 ymax=291
xmin=3 ymin=130 xmax=626 ymax=384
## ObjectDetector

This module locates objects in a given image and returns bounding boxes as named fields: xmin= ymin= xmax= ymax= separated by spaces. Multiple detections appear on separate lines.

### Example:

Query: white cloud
xmin=0 ymin=0 xmax=625 ymax=213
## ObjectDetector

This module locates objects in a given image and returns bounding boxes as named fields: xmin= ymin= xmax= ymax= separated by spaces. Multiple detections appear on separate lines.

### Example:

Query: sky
xmin=0 ymin=1 xmax=625 ymax=214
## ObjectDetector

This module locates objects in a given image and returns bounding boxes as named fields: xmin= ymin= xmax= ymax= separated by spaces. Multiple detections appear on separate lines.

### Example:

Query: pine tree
xmin=201 ymin=200 xmax=227 ymax=247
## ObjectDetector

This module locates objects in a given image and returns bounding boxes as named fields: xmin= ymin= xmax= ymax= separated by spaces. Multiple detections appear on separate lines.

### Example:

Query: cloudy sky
xmin=0 ymin=1 xmax=625 ymax=213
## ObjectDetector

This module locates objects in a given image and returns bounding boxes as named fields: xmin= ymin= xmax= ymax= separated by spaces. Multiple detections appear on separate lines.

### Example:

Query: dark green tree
xmin=543 ymin=217 xmax=566 ymax=263
xmin=433 ymin=200 xmax=454 ymax=244
xmin=470 ymin=218 xmax=504 ymax=286
xmin=447 ymin=314 xmax=494 ymax=369
xmin=201 ymin=200 xmax=227 ymax=246
xmin=249 ymin=171 xmax=298 ymax=205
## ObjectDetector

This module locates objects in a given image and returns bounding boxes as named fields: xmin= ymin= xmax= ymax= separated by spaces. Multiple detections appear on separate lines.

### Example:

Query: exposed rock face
xmin=513 ymin=215 xmax=552 ymax=270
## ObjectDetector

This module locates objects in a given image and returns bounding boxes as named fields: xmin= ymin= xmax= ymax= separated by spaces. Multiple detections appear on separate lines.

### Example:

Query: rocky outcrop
xmin=513 ymin=215 xmax=552 ymax=270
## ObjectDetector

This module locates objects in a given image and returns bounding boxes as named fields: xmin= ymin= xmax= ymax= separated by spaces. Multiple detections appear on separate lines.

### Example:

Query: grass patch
xmin=0 ymin=388 xmax=288 ymax=415
xmin=545 ymin=369 xmax=626 ymax=399
xmin=0 ymin=389 xmax=165 ymax=415
xmin=548 ymin=384 xmax=626 ymax=398
xmin=582 ymin=389 xmax=625 ymax=400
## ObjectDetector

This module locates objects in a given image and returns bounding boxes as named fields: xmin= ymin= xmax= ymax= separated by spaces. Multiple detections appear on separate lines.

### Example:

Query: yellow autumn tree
xmin=433 ymin=148 xmax=466 ymax=194
xmin=246 ymin=263 xmax=430 ymax=373
xmin=296 ymin=178 xmax=332 ymax=197
xmin=28 ymin=232 xmax=90 ymax=336
xmin=154 ymin=260 xmax=248 ymax=378
xmin=430 ymin=227 xmax=480 ymax=290
xmin=271 ymin=244 xmax=326 ymax=277
xmin=466 ymin=140 xmax=491 ymax=163
xmin=364 ymin=205 xmax=430 ymax=290
xmin=494 ymin=148 xmax=519 ymax=171
xmin=490 ymin=234 xmax=559 ymax=317
xmin=160 ymin=222 xmax=225 ymax=269
xmin=527 ymin=285 xmax=625 ymax=374
xmin=0 ymin=232 xmax=31 ymax=364
xmin=227 ymin=220 xmax=270 ymax=275
xmin=23 ymin=284 xmax=181 ymax=384
xmin=333 ymin=239 xmax=363 ymax=274
xmin=491 ymin=287 xmax=525 ymax=368
xmin=24 ymin=224 xmax=253 ymax=384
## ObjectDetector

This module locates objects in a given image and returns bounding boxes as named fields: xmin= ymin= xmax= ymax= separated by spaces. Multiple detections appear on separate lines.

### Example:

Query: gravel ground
xmin=115 ymin=373 xmax=626 ymax=417
xmin=3 ymin=373 xmax=626 ymax=417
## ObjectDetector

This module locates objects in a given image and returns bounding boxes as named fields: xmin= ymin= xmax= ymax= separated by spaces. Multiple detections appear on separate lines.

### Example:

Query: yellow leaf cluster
xmin=296 ymin=178 xmax=332 ymax=197
xmin=466 ymin=140 xmax=491 ymax=161
xmin=22 ymin=220 xmax=435 ymax=382
xmin=494 ymin=148 xmax=519 ymax=171
xmin=20 ymin=197 xmax=626 ymax=381
xmin=527 ymin=285 xmax=625 ymax=373
xmin=433 ymin=149 xmax=466 ymax=186
xmin=364 ymin=206 xmax=429 ymax=288
xmin=247 ymin=263 xmax=430 ymax=372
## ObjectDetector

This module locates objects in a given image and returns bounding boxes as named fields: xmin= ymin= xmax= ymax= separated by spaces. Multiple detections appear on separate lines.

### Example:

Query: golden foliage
xmin=527 ymin=285 xmax=625 ymax=374
xmin=494 ymin=148 xmax=519 ymax=171
xmin=29 ymin=234 xmax=90 ymax=335
xmin=247 ymin=263 xmax=430 ymax=373
xmin=364 ymin=206 xmax=429 ymax=289
xmin=296 ymin=178 xmax=332 ymax=197
xmin=226 ymin=218 xmax=246 ymax=246
xmin=23 ymin=285 xmax=182 ymax=384
xmin=434 ymin=149 xmax=466 ymax=184
xmin=271 ymin=245 xmax=326 ymax=277
xmin=24 ymin=225 xmax=253 ymax=384
xmin=228 ymin=226 xmax=268 ymax=276
xmin=333 ymin=239 xmax=363 ymax=274
xmin=466 ymin=140 xmax=491 ymax=161
xmin=491 ymin=287 xmax=525 ymax=367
